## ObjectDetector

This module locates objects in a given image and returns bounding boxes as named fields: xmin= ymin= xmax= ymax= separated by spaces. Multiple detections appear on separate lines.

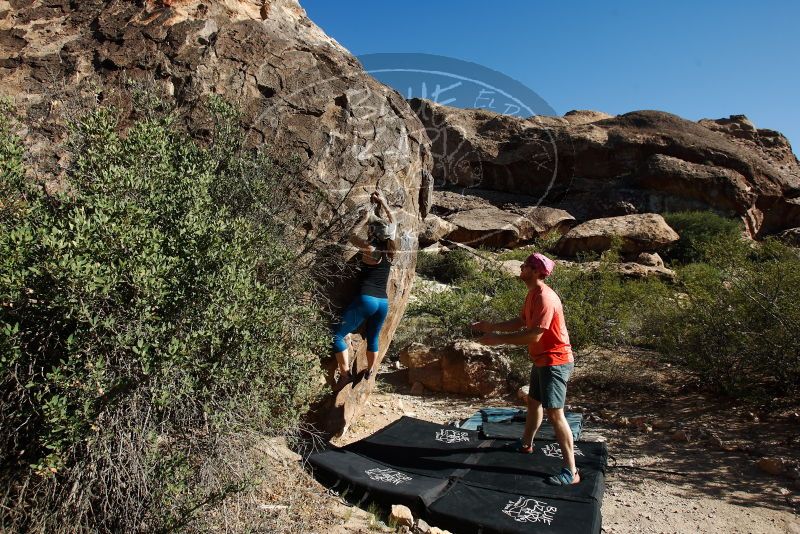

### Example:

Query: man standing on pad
xmin=472 ymin=253 xmax=578 ymax=486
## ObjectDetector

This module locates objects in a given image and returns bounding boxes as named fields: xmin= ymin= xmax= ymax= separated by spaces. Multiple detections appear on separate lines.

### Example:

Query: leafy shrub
xmin=495 ymin=232 xmax=563 ymax=262
xmin=547 ymin=264 xmax=671 ymax=350
xmin=415 ymin=248 xmax=478 ymax=283
xmin=409 ymin=251 xmax=524 ymax=343
xmin=662 ymin=211 xmax=744 ymax=264
xmin=0 ymin=97 xmax=328 ymax=532
xmin=410 ymin=248 xmax=672 ymax=353
xmin=660 ymin=238 xmax=800 ymax=398
xmin=406 ymin=286 xmax=487 ymax=342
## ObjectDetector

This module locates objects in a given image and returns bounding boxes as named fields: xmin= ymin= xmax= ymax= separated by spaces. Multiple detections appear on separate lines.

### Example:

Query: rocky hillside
xmin=410 ymin=98 xmax=800 ymax=238
xmin=0 ymin=0 xmax=433 ymax=432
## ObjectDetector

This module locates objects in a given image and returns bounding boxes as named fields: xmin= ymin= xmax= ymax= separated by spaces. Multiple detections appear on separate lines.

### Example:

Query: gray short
xmin=529 ymin=363 xmax=574 ymax=409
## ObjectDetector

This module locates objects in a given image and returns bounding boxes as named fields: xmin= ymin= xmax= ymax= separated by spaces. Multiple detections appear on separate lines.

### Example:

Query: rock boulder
xmin=400 ymin=341 xmax=510 ymax=397
xmin=1 ymin=0 xmax=433 ymax=435
xmin=777 ymin=227 xmax=800 ymax=247
xmin=428 ymin=190 xmax=575 ymax=249
xmin=635 ymin=252 xmax=665 ymax=267
xmin=419 ymin=214 xmax=457 ymax=246
xmin=554 ymin=214 xmax=679 ymax=256
xmin=445 ymin=206 xmax=535 ymax=248
xmin=555 ymin=259 xmax=676 ymax=281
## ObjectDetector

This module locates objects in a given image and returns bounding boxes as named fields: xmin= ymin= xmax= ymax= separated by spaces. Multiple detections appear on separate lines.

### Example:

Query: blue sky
xmin=303 ymin=1 xmax=799 ymax=155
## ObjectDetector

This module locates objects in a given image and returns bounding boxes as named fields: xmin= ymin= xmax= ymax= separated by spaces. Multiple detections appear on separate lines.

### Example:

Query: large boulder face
xmin=399 ymin=341 xmax=510 ymax=397
xmin=410 ymin=98 xmax=800 ymax=238
xmin=553 ymin=214 xmax=680 ymax=257
xmin=429 ymin=189 xmax=574 ymax=249
xmin=1 ymin=0 xmax=433 ymax=434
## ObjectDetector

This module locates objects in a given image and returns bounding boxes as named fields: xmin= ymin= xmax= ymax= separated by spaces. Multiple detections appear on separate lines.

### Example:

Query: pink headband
xmin=524 ymin=253 xmax=555 ymax=277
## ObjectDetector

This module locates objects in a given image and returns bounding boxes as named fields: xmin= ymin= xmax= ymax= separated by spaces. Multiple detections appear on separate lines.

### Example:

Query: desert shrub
xmin=405 ymin=286 xmax=487 ymax=342
xmin=546 ymin=262 xmax=672 ymax=350
xmin=415 ymin=248 xmax=479 ymax=284
xmin=660 ymin=238 xmax=800 ymax=398
xmin=409 ymin=249 xmax=673 ymax=352
xmin=662 ymin=210 xmax=744 ymax=264
xmin=495 ymin=232 xmax=563 ymax=262
xmin=409 ymin=249 xmax=527 ymax=338
xmin=0 ymin=97 xmax=328 ymax=532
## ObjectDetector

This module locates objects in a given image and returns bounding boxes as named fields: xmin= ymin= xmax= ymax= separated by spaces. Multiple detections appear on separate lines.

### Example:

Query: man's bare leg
xmin=522 ymin=396 xmax=543 ymax=446
xmin=547 ymin=407 xmax=576 ymax=474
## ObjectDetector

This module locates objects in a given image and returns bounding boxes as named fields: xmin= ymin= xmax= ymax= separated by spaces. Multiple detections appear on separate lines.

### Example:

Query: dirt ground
xmin=316 ymin=347 xmax=800 ymax=533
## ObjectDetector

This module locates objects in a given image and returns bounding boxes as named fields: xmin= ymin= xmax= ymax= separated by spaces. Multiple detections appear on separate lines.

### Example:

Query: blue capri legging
xmin=332 ymin=294 xmax=390 ymax=353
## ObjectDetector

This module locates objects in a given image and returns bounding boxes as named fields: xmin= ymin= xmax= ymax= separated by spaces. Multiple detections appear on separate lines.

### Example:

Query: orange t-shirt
xmin=520 ymin=284 xmax=573 ymax=367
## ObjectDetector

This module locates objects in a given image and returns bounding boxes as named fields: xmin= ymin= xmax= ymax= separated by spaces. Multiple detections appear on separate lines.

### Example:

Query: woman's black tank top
xmin=359 ymin=255 xmax=391 ymax=299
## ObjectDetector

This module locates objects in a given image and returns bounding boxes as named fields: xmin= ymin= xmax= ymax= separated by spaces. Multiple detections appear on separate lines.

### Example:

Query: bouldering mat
xmin=309 ymin=416 xmax=606 ymax=534
xmin=457 ymin=408 xmax=583 ymax=441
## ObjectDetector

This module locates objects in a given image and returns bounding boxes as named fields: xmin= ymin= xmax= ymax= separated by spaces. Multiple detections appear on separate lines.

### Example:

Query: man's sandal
xmin=505 ymin=440 xmax=535 ymax=454
xmin=545 ymin=467 xmax=580 ymax=486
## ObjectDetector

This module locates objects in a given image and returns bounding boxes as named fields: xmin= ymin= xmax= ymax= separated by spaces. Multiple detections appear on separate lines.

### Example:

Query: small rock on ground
xmin=390 ymin=504 xmax=414 ymax=527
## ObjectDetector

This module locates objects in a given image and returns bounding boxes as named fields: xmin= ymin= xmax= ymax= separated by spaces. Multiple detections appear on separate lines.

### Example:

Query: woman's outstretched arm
xmin=371 ymin=191 xmax=394 ymax=224
xmin=349 ymin=207 xmax=371 ymax=249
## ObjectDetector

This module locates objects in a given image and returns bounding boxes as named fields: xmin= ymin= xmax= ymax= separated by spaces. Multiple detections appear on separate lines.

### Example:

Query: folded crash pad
xmin=457 ymin=407 xmax=584 ymax=441
xmin=309 ymin=416 xmax=606 ymax=534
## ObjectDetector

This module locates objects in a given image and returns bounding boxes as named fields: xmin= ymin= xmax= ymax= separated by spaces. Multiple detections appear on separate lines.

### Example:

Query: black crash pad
xmin=457 ymin=407 xmax=583 ymax=441
xmin=309 ymin=416 xmax=606 ymax=534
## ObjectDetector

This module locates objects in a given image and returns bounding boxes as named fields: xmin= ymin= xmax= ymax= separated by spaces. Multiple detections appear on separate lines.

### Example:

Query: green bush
xmin=662 ymin=211 xmax=744 ymax=265
xmin=409 ymin=249 xmax=672 ymax=353
xmin=0 ymin=97 xmax=327 ymax=532
xmin=409 ymin=253 xmax=524 ymax=343
xmin=495 ymin=232 xmax=563 ymax=262
xmin=660 ymin=238 xmax=800 ymax=398
xmin=406 ymin=287 xmax=487 ymax=342
xmin=415 ymin=248 xmax=478 ymax=283
xmin=547 ymin=263 xmax=672 ymax=350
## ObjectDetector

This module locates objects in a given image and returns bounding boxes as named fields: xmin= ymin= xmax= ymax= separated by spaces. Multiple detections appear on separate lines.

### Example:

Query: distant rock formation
xmin=553 ymin=214 xmax=680 ymax=257
xmin=1 ymin=0 xmax=433 ymax=434
xmin=410 ymin=99 xmax=800 ymax=238
xmin=428 ymin=189 xmax=575 ymax=249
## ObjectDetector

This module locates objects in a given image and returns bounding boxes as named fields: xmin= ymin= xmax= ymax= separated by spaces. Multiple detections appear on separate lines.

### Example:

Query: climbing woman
xmin=332 ymin=191 xmax=397 ymax=387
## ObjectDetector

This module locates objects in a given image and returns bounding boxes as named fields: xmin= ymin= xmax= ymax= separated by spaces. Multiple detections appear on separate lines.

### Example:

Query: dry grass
xmin=191 ymin=430 xmax=339 ymax=533
xmin=570 ymin=346 xmax=687 ymax=398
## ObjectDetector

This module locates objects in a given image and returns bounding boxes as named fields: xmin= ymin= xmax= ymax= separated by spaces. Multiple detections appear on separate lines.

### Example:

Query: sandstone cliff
xmin=410 ymin=99 xmax=800 ymax=238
